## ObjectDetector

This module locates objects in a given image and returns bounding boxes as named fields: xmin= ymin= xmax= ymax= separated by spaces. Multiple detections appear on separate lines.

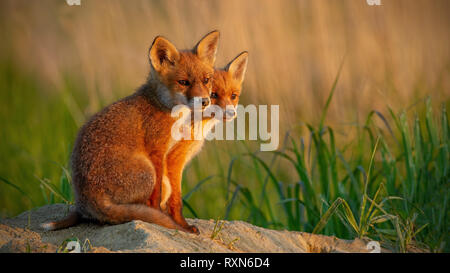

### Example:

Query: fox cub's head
xmin=211 ymin=51 xmax=249 ymax=121
xmin=149 ymin=31 xmax=220 ymax=111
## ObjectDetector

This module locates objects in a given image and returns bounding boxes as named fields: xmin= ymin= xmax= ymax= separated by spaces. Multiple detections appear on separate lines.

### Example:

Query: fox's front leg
xmin=164 ymin=146 xmax=199 ymax=234
xmin=165 ymin=166 xmax=199 ymax=234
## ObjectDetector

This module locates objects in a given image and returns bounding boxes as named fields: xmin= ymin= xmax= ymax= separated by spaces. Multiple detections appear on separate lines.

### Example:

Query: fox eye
xmin=203 ymin=77 xmax=210 ymax=84
xmin=231 ymin=94 xmax=237 ymax=100
xmin=210 ymin=92 xmax=218 ymax=99
xmin=178 ymin=80 xmax=190 ymax=86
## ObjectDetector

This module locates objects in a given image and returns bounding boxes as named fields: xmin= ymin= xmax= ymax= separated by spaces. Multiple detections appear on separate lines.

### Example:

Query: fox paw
xmin=186 ymin=225 xmax=200 ymax=235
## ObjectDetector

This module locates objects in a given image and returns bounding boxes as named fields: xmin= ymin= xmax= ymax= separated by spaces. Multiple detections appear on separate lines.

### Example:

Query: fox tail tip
xmin=40 ymin=222 xmax=56 ymax=231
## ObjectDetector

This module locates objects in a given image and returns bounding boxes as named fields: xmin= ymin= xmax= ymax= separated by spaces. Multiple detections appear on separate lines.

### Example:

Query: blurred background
xmin=0 ymin=0 xmax=448 ymax=247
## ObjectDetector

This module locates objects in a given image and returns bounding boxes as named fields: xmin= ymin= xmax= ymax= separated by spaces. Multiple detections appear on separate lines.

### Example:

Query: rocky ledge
xmin=0 ymin=204 xmax=385 ymax=253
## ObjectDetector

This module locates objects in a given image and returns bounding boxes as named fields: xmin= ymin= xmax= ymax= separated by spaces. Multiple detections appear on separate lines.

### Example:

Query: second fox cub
xmin=41 ymin=31 xmax=220 ymax=233
xmin=161 ymin=52 xmax=249 ymax=231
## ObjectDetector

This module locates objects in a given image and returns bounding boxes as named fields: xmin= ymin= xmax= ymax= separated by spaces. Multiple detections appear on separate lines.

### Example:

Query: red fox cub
xmin=160 ymin=52 xmax=249 ymax=232
xmin=41 ymin=31 xmax=220 ymax=233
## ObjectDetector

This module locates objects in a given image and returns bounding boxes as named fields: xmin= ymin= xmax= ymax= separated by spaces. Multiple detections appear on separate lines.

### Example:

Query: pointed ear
xmin=194 ymin=30 xmax=220 ymax=67
xmin=226 ymin=51 xmax=248 ymax=85
xmin=149 ymin=36 xmax=180 ymax=73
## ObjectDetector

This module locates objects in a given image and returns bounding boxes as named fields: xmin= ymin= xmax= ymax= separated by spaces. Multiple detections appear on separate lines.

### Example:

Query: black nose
xmin=202 ymin=97 xmax=210 ymax=108
xmin=225 ymin=109 xmax=236 ymax=119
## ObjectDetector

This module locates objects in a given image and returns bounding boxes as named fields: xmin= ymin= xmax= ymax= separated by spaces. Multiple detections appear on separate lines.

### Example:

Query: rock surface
xmin=0 ymin=204 xmax=381 ymax=253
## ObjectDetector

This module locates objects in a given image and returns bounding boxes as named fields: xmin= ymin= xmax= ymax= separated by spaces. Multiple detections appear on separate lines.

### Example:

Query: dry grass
xmin=0 ymin=0 xmax=448 ymax=128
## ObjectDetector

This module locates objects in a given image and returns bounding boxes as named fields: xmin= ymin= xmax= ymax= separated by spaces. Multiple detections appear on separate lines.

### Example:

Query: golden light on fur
xmin=40 ymin=31 xmax=221 ymax=234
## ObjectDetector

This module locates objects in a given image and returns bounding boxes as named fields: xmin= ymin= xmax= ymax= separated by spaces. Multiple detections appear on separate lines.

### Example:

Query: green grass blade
xmin=0 ymin=176 xmax=35 ymax=206
xmin=312 ymin=197 xmax=343 ymax=234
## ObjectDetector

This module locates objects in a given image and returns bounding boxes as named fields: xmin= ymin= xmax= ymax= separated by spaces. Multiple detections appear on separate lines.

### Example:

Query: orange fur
xmin=41 ymin=31 xmax=220 ymax=233
xmin=161 ymin=52 xmax=249 ymax=233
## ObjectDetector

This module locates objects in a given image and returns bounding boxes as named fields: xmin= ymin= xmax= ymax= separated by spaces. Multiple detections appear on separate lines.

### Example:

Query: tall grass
xmin=0 ymin=49 xmax=448 ymax=253
xmin=0 ymin=0 xmax=449 ymax=252
xmin=212 ymin=77 xmax=449 ymax=252
xmin=0 ymin=0 xmax=449 ymax=128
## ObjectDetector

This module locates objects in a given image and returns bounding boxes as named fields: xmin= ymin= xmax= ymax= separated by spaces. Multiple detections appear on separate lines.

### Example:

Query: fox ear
xmin=226 ymin=51 xmax=248 ymax=85
xmin=194 ymin=30 xmax=220 ymax=67
xmin=149 ymin=36 xmax=180 ymax=73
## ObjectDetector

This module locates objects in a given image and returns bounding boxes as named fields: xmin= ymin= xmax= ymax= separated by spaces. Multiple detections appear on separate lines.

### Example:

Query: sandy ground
xmin=0 ymin=204 xmax=385 ymax=253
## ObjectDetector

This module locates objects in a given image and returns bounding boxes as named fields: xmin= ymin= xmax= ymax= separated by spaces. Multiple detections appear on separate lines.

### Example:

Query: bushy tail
xmin=96 ymin=201 xmax=188 ymax=232
xmin=40 ymin=201 xmax=188 ymax=233
xmin=41 ymin=211 xmax=80 ymax=231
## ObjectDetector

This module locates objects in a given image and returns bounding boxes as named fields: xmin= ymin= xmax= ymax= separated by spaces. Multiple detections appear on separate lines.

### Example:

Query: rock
xmin=0 ymin=204 xmax=381 ymax=253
